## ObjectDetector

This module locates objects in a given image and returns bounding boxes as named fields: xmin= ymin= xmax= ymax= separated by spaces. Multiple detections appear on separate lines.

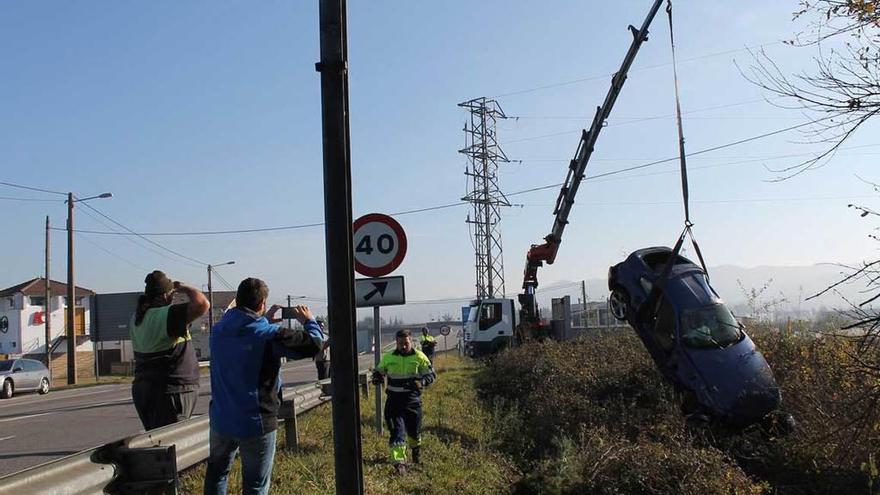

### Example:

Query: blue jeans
xmin=203 ymin=428 xmax=277 ymax=495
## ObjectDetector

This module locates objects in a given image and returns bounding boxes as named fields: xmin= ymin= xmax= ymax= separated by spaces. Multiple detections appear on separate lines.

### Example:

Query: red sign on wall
xmin=33 ymin=311 xmax=45 ymax=325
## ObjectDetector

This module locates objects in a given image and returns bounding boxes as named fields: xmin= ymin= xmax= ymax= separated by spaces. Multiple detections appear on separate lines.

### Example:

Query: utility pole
xmin=317 ymin=0 xmax=364 ymax=492
xmin=581 ymin=280 xmax=588 ymax=327
xmin=287 ymin=295 xmax=293 ymax=328
xmin=45 ymin=216 xmax=52 ymax=376
xmin=65 ymin=191 xmax=111 ymax=385
xmin=207 ymin=261 xmax=234 ymax=331
xmin=66 ymin=193 xmax=77 ymax=385
xmin=207 ymin=265 xmax=213 ymax=330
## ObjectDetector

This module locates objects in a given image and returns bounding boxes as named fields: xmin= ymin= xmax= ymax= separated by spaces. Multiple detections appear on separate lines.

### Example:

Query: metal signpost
xmin=353 ymin=213 xmax=407 ymax=434
xmin=439 ymin=324 xmax=450 ymax=370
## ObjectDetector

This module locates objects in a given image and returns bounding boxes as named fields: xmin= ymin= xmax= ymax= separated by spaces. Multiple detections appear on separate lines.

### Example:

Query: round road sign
xmin=440 ymin=325 xmax=451 ymax=336
xmin=353 ymin=213 xmax=407 ymax=277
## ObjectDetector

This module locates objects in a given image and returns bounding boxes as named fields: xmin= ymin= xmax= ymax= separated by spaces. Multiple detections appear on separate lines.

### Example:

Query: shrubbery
xmin=477 ymin=328 xmax=879 ymax=494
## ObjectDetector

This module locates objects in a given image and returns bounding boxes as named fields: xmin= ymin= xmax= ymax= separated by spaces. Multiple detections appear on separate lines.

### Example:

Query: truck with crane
xmin=463 ymin=0 xmax=666 ymax=357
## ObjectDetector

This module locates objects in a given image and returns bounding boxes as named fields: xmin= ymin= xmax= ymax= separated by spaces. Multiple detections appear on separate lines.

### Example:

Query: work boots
xmin=411 ymin=447 xmax=421 ymax=465
xmin=394 ymin=462 xmax=407 ymax=476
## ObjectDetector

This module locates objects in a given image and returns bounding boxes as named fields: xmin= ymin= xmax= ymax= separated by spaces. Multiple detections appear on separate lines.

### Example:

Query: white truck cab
xmin=463 ymin=298 xmax=517 ymax=357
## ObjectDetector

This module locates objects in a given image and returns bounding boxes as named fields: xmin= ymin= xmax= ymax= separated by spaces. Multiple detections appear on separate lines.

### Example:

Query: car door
xmin=11 ymin=360 xmax=35 ymax=390
xmin=25 ymin=360 xmax=45 ymax=390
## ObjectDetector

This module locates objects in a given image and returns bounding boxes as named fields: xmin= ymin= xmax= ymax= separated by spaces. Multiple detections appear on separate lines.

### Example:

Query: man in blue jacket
xmin=204 ymin=277 xmax=324 ymax=495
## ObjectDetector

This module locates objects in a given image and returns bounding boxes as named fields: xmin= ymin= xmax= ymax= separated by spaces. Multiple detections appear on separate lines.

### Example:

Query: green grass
xmin=179 ymin=354 xmax=519 ymax=494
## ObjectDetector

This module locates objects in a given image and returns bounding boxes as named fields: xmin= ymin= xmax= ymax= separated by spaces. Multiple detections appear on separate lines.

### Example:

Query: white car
xmin=0 ymin=358 xmax=51 ymax=398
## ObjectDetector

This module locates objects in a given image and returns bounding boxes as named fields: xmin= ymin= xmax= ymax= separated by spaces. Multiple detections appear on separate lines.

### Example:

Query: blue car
xmin=607 ymin=247 xmax=782 ymax=426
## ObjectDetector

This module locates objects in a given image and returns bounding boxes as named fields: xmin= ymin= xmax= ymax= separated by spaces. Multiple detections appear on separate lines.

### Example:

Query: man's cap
xmin=395 ymin=329 xmax=411 ymax=339
xmin=315 ymin=316 xmax=326 ymax=324
xmin=421 ymin=326 xmax=429 ymax=332
xmin=144 ymin=270 xmax=173 ymax=297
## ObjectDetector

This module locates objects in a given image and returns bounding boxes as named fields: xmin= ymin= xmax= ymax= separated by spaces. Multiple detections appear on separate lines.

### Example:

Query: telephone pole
xmin=45 ymin=217 xmax=52 ymax=375
xmin=581 ymin=280 xmax=588 ymax=327
xmin=66 ymin=192 xmax=112 ymax=385
xmin=459 ymin=97 xmax=511 ymax=300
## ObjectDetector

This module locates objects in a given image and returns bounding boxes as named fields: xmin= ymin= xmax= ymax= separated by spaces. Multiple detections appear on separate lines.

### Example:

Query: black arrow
xmin=364 ymin=282 xmax=389 ymax=301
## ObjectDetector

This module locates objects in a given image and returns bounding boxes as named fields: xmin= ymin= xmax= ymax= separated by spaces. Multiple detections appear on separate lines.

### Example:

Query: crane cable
xmin=661 ymin=0 xmax=711 ymax=285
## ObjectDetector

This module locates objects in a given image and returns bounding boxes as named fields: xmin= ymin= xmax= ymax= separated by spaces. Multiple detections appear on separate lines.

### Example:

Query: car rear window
xmin=642 ymin=251 xmax=691 ymax=271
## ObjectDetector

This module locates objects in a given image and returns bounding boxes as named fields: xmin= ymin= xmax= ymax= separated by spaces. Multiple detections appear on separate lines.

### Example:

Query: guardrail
xmin=0 ymin=371 xmax=371 ymax=495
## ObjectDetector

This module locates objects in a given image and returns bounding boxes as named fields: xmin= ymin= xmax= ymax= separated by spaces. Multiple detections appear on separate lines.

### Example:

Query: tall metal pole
xmin=287 ymin=295 xmax=293 ymax=328
xmin=66 ymin=193 xmax=77 ymax=385
xmin=45 ymin=216 xmax=52 ymax=376
xmin=581 ymin=280 xmax=588 ymax=327
xmin=318 ymin=0 xmax=364 ymax=491
xmin=207 ymin=265 xmax=214 ymax=330
xmin=373 ymin=306 xmax=382 ymax=434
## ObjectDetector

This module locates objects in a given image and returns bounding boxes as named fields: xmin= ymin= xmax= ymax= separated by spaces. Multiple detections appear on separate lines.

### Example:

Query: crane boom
xmin=518 ymin=0 xmax=666 ymax=336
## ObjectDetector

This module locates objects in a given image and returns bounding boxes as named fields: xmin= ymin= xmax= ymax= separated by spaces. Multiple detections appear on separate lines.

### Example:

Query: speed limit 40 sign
xmin=353 ymin=213 xmax=407 ymax=277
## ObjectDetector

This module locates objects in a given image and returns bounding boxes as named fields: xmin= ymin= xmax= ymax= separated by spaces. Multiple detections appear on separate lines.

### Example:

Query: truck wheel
xmin=1 ymin=379 xmax=13 ymax=399
xmin=609 ymin=288 xmax=629 ymax=321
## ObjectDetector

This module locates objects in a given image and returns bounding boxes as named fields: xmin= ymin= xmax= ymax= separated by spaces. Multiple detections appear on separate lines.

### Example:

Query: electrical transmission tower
xmin=459 ymin=97 xmax=511 ymax=300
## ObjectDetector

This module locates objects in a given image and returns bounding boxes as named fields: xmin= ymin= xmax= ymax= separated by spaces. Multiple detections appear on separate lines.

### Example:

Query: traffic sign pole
xmin=317 ymin=1 xmax=364 ymax=492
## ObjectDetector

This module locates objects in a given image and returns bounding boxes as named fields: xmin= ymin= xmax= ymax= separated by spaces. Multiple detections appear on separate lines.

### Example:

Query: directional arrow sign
xmin=355 ymin=276 xmax=405 ymax=308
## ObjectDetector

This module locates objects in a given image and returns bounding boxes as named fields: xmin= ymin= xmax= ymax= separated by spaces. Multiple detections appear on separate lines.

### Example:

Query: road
xmin=0 ymin=336 xmax=457 ymax=477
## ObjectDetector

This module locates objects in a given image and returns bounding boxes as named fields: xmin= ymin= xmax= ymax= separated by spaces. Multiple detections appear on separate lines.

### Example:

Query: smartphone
xmin=281 ymin=307 xmax=296 ymax=319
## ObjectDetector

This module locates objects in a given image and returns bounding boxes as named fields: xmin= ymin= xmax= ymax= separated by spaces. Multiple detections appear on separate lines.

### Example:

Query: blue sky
xmin=2 ymin=1 xmax=877 ymax=321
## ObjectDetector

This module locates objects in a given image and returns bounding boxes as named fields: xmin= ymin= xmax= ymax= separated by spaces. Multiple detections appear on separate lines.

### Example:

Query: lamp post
xmin=67 ymin=192 xmax=112 ymax=385
xmin=207 ymin=261 xmax=235 ymax=331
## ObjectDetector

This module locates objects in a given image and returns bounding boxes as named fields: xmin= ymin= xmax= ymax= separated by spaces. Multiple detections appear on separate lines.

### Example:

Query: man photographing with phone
xmin=204 ymin=277 xmax=325 ymax=495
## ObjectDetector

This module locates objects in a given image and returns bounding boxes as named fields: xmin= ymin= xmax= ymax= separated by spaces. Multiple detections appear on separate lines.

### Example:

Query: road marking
xmin=0 ymin=412 xmax=51 ymax=423
xmin=0 ymin=385 xmax=128 ymax=409
xmin=0 ymin=435 xmax=15 ymax=441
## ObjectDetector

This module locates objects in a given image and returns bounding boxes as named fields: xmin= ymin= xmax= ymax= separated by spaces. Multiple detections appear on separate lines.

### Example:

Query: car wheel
xmin=38 ymin=378 xmax=50 ymax=395
xmin=609 ymin=288 xmax=629 ymax=321
xmin=1 ymin=379 xmax=13 ymax=399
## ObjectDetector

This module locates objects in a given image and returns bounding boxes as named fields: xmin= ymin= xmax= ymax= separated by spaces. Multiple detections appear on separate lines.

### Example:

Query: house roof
xmin=0 ymin=278 xmax=96 ymax=298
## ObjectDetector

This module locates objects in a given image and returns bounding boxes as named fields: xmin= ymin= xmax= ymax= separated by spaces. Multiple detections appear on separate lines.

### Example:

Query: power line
xmin=74 ymin=205 xmax=204 ymax=269
xmin=76 ymin=200 xmax=209 ymax=267
xmin=507 ymin=116 xmax=838 ymax=197
xmin=0 ymin=196 xmax=64 ymax=202
xmin=504 ymin=97 xmax=786 ymax=144
xmin=0 ymin=180 xmax=67 ymax=196
xmin=75 ymin=233 xmax=151 ymax=272
xmin=492 ymin=41 xmax=783 ymax=98
xmin=61 ymin=117 xmax=840 ymax=239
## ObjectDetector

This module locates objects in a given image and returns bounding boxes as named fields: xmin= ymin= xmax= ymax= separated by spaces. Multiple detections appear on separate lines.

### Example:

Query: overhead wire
xmin=76 ymin=200 xmax=210 ymax=267
xmin=74 ymin=204 xmax=205 ymax=269
xmin=491 ymin=41 xmax=784 ymax=98
xmin=0 ymin=180 xmax=67 ymax=196
xmin=75 ymin=232 xmax=151 ymax=272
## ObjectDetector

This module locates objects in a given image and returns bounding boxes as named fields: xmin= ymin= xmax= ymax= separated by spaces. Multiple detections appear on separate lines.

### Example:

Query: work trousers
xmin=316 ymin=360 xmax=330 ymax=380
xmin=384 ymin=392 xmax=422 ymax=463
xmin=132 ymin=381 xmax=198 ymax=431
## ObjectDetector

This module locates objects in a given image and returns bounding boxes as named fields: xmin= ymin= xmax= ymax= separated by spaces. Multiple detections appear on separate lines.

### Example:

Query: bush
xmin=478 ymin=330 xmax=879 ymax=494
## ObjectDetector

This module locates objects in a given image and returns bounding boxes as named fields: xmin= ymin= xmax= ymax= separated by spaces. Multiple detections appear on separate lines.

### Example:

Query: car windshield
xmin=467 ymin=306 xmax=479 ymax=323
xmin=0 ymin=360 xmax=13 ymax=372
xmin=680 ymin=304 xmax=743 ymax=349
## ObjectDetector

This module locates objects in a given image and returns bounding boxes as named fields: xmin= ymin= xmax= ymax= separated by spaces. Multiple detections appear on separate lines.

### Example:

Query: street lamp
xmin=207 ymin=261 xmax=235 ymax=330
xmin=67 ymin=192 xmax=112 ymax=385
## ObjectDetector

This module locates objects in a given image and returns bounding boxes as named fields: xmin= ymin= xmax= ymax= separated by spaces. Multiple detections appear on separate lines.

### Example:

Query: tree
xmin=744 ymin=1 xmax=880 ymax=179
xmin=748 ymin=1 xmax=880 ymax=457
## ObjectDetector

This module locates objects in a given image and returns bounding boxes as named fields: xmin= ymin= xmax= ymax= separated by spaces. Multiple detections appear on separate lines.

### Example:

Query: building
xmin=91 ymin=290 xmax=237 ymax=369
xmin=0 ymin=278 xmax=96 ymax=380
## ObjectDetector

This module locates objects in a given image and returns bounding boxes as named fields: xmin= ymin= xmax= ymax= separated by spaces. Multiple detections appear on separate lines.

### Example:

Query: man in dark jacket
xmin=203 ymin=277 xmax=324 ymax=495
xmin=129 ymin=270 xmax=209 ymax=431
